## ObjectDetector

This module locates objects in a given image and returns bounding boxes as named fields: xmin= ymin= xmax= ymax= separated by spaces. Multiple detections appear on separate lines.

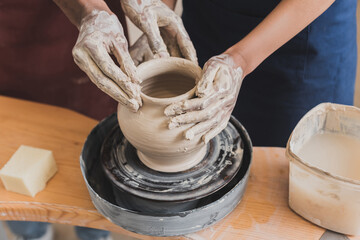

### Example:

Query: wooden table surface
xmin=0 ymin=96 xmax=358 ymax=240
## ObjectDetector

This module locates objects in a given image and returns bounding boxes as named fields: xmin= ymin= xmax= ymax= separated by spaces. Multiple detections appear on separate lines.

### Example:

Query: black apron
xmin=182 ymin=0 xmax=357 ymax=146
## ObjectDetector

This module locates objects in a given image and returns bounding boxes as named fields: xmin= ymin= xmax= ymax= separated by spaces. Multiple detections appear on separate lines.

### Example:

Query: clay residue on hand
xmin=165 ymin=54 xmax=244 ymax=143
xmin=73 ymin=10 xmax=142 ymax=112
xmin=121 ymin=0 xmax=197 ymax=63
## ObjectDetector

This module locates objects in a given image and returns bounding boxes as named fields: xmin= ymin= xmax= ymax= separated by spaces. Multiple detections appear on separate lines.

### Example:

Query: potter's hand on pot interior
xmin=129 ymin=34 xmax=154 ymax=66
xmin=121 ymin=0 xmax=197 ymax=63
xmin=165 ymin=54 xmax=244 ymax=143
xmin=72 ymin=10 xmax=142 ymax=112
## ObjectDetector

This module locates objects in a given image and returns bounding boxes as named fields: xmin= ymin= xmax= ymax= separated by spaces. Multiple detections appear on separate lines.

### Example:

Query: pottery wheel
xmin=101 ymin=122 xmax=244 ymax=202
xmin=81 ymin=114 xmax=252 ymax=236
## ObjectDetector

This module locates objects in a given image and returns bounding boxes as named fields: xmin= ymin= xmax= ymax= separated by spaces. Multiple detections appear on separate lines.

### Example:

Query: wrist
xmin=162 ymin=0 xmax=177 ymax=10
xmin=80 ymin=2 xmax=113 ymax=26
xmin=224 ymin=47 xmax=250 ymax=77
xmin=55 ymin=0 xmax=112 ymax=29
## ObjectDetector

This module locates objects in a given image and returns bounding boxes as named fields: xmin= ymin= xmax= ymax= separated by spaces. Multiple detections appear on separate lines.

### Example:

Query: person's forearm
xmin=225 ymin=0 xmax=335 ymax=77
xmin=54 ymin=0 xmax=177 ymax=35
xmin=162 ymin=0 xmax=177 ymax=10
xmin=53 ymin=0 xmax=111 ymax=28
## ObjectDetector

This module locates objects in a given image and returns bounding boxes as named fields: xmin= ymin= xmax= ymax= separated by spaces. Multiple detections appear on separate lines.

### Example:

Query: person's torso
xmin=182 ymin=0 xmax=358 ymax=146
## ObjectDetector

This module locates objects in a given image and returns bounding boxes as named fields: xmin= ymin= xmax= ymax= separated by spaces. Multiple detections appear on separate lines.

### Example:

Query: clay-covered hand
xmin=129 ymin=34 xmax=154 ymax=66
xmin=121 ymin=0 xmax=197 ymax=63
xmin=165 ymin=54 xmax=243 ymax=143
xmin=72 ymin=10 xmax=142 ymax=112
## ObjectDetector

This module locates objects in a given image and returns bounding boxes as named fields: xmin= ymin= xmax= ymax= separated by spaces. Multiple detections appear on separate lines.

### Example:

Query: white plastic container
xmin=286 ymin=103 xmax=360 ymax=235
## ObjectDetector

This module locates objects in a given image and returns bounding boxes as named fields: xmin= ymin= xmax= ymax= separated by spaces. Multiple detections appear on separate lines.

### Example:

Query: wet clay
xmin=117 ymin=57 xmax=205 ymax=172
xmin=298 ymin=132 xmax=360 ymax=181
xmin=288 ymin=103 xmax=360 ymax=235
xmin=121 ymin=0 xmax=197 ymax=62
xmin=73 ymin=10 xmax=142 ymax=111
xmin=141 ymin=72 xmax=194 ymax=98
xmin=164 ymin=54 xmax=243 ymax=143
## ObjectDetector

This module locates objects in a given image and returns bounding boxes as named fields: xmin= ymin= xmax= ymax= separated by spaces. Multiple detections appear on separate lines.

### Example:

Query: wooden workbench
xmin=0 ymin=96 xmax=357 ymax=239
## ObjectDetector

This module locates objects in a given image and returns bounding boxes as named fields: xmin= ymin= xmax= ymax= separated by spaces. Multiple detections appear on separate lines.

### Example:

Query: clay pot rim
xmin=138 ymin=57 xmax=201 ymax=105
xmin=140 ymin=87 xmax=196 ymax=105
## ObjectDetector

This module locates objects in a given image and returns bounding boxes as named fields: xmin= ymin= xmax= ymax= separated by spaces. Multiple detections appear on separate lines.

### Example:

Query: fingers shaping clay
xmin=0 ymin=145 xmax=57 ymax=197
xmin=117 ymin=57 xmax=205 ymax=172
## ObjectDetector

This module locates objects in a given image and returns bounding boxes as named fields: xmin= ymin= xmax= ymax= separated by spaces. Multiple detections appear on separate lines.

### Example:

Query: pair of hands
xmin=72 ymin=0 xmax=243 ymax=143
xmin=72 ymin=0 xmax=194 ymax=111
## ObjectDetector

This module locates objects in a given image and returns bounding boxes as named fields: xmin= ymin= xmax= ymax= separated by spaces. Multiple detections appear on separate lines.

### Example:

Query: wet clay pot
xmin=117 ymin=57 xmax=206 ymax=172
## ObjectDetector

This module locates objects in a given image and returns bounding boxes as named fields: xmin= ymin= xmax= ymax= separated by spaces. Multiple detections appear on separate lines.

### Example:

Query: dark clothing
xmin=182 ymin=0 xmax=357 ymax=146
